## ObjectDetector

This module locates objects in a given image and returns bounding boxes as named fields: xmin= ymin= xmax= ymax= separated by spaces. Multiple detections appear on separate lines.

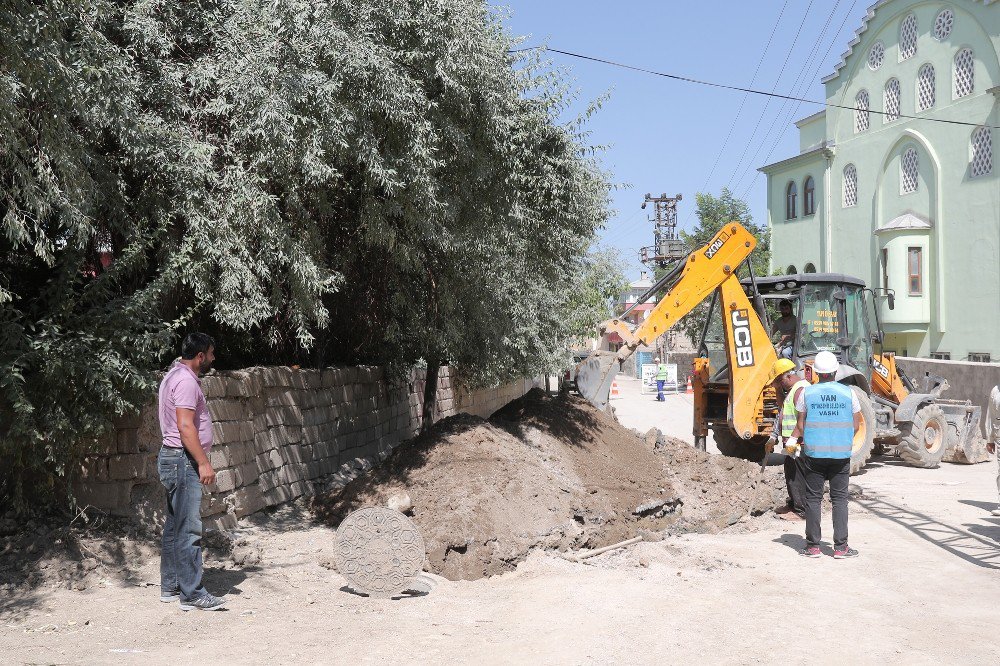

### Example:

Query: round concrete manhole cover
xmin=335 ymin=507 xmax=426 ymax=598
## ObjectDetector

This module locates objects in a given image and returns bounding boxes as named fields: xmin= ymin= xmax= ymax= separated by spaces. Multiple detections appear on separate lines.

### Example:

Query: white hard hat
xmin=654 ymin=357 xmax=661 ymax=362
xmin=813 ymin=351 xmax=839 ymax=375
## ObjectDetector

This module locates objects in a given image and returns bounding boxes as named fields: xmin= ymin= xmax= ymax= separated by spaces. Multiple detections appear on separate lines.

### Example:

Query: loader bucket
xmin=575 ymin=350 xmax=620 ymax=412
xmin=938 ymin=401 xmax=991 ymax=464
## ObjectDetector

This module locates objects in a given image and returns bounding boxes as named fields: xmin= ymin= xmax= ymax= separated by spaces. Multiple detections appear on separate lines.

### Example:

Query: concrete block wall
xmin=74 ymin=366 xmax=540 ymax=529
xmin=895 ymin=357 xmax=1000 ymax=438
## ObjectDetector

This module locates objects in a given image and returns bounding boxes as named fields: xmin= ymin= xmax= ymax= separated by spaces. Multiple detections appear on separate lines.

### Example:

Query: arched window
xmin=899 ymin=14 xmax=918 ymax=61
xmin=917 ymin=64 xmax=935 ymax=111
xmin=933 ymin=9 xmax=954 ymax=41
xmin=803 ymin=176 xmax=815 ymax=216
xmin=954 ymin=49 xmax=974 ymax=98
xmin=901 ymin=147 xmax=919 ymax=194
xmin=971 ymin=126 xmax=992 ymax=178
xmin=785 ymin=181 xmax=798 ymax=219
xmin=843 ymin=164 xmax=858 ymax=208
xmin=855 ymin=90 xmax=870 ymax=133
xmin=884 ymin=78 xmax=900 ymax=123
xmin=786 ymin=265 xmax=798 ymax=275
xmin=868 ymin=41 xmax=885 ymax=70
xmin=803 ymin=263 xmax=816 ymax=274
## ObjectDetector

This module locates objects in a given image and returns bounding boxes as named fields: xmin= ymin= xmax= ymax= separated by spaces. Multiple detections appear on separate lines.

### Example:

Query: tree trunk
xmin=421 ymin=362 xmax=440 ymax=434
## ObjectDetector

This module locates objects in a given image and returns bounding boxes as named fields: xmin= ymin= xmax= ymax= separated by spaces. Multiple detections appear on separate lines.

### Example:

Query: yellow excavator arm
xmin=601 ymin=223 xmax=757 ymax=350
xmin=576 ymin=223 xmax=776 ymax=424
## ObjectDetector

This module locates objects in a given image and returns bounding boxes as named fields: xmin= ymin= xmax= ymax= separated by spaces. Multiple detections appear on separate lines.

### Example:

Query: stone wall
xmin=74 ymin=366 xmax=540 ymax=529
xmin=895 ymin=356 xmax=1000 ymax=437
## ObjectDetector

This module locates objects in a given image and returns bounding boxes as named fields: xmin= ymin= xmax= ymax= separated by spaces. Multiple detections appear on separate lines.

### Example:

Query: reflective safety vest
xmin=802 ymin=382 xmax=855 ymax=459
xmin=656 ymin=364 xmax=669 ymax=381
xmin=781 ymin=379 xmax=811 ymax=439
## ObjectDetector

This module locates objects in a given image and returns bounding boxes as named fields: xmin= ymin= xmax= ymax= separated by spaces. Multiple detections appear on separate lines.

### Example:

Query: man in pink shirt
xmin=156 ymin=332 xmax=226 ymax=611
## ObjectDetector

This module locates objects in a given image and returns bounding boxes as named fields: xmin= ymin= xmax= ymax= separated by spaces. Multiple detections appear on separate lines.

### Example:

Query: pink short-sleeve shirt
xmin=158 ymin=362 xmax=214 ymax=453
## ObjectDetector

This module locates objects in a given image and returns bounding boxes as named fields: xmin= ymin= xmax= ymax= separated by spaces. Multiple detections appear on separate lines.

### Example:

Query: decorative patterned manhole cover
xmin=335 ymin=507 xmax=426 ymax=598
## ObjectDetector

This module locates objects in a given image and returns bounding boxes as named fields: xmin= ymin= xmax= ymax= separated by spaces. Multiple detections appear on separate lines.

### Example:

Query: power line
xmin=730 ymin=0 xmax=845 ymax=195
xmin=697 ymin=0 xmax=791 ymax=198
xmin=738 ymin=0 xmax=863 ymax=201
xmin=508 ymin=47 xmax=1000 ymax=131
xmin=723 ymin=0 xmax=816 ymax=193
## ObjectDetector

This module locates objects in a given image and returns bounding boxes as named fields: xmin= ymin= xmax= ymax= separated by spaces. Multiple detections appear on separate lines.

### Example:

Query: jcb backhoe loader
xmin=576 ymin=222 xmax=986 ymax=474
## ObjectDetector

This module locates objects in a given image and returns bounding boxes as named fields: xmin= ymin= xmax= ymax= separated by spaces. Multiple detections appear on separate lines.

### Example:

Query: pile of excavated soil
xmin=312 ymin=389 xmax=784 ymax=581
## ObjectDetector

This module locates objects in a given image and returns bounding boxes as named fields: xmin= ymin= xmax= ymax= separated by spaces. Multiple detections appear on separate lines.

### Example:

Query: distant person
xmin=789 ymin=351 xmax=860 ymax=559
xmin=655 ymin=357 xmax=668 ymax=401
xmin=770 ymin=359 xmax=809 ymax=521
xmin=770 ymin=300 xmax=797 ymax=359
xmin=987 ymin=384 xmax=1000 ymax=516
xmin=157 ymin=332 xmax=227 ymax=611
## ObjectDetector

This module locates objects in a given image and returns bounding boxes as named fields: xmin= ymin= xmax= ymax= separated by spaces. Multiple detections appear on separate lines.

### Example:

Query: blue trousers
xmin=157 ymin=447 xmax=208 ymax=602
xmin=656 ymin=379 xmax=665 ymax=401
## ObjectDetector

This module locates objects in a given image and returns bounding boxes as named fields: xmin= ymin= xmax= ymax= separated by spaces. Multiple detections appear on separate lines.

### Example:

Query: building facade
xmin=761 ymin=1 xmax=999 ymax=360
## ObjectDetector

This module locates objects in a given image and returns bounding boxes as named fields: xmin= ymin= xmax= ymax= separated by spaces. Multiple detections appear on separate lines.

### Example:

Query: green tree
xmin=0 ymin=1 xmax=612 ymax=506
xmin=673 ymin=188 xmax=769 ymax=345
xmin=561 ymin=246 xmax=629 ymax=343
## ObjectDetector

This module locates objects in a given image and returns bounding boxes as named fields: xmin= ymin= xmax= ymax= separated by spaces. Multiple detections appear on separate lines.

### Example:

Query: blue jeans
xmin=157 ymin=447 xmax=208 ymax=602
xmin=656 ymin=379 xmax=665 ymax=401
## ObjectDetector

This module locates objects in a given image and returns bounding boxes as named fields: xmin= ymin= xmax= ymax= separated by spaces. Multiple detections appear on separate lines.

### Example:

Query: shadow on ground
xmin=0 ymin=511 xmax=156 ymax=616
xmin=853 ymin=494 xmax=1000 ymax=569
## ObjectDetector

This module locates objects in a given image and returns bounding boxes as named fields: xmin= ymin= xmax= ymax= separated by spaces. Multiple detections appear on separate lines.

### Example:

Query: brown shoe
xmin=778 ymin=511 xmax=805 ymax=522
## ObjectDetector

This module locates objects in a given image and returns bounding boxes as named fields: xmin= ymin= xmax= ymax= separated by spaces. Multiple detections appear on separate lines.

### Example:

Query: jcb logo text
xmin=871 ymin=356 xmax=890 ymax=379
xmin=731 ymin=309 xmax=754 ymax=367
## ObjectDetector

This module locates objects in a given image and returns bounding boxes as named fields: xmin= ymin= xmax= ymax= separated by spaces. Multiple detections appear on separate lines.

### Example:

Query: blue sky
xmin=494 ymin=0 xmax=873 ymax=277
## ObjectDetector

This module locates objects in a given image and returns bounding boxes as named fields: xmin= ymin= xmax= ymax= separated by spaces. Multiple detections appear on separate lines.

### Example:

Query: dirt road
xmin=2 ymin=377 xmax=998 ymax=664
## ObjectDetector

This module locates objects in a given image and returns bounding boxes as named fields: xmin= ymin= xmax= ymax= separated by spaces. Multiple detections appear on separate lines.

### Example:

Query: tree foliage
xmin=0 ymin=0 xmax=611 ymax=507
xmin=561 ymin=246 xmax=629 ymax=344
xmin=673 ymin=188 xmax=769 ymax=345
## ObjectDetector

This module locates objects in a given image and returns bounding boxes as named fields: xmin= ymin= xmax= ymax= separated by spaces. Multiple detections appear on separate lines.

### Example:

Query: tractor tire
xmin=897 ymin=404 xmax=948 ymax=469
xmin=849 ymin=387 xmax=876 ymax=475
xmin=711 ymin=427 xmax=768 ymax=462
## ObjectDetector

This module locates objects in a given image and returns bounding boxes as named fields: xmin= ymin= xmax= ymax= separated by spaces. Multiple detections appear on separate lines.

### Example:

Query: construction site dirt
xmin=3 ymin=386 xmax=999 ymax=664
xmin=312 ymin=389 xmax=785 ymax=580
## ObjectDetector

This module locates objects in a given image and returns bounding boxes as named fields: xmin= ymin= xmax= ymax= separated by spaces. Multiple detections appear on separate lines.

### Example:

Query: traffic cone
xmin=610 ymin=380 xmax=621 ymax=400
xmin=685 ymin=376 xmax=694 ymax=394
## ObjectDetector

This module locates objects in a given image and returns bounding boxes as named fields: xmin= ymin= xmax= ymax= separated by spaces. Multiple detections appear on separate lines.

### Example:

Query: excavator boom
xmin=576 ymin=223 xmax=758 ymax=410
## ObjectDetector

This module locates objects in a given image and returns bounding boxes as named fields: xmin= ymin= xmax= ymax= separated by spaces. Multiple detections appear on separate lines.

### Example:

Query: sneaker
xmin=833 ymin=545 xmax=859 ymax=559
xmin=799 ymin=545 xmax=821 ymax=558
xmin=179 ymin=594 xmax=227 ymax=611
xmin=991 ymin=508 xmax=1000 ymax=517
xmin=160 ymin=591 xmax=180 ymax=603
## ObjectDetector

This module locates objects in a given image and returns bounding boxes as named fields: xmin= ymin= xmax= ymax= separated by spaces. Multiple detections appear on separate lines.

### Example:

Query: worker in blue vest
xmin=654 ymin=358 xmax=669 ymax=401
xmin=788 ymin=351 xmax=861 ymax=559
xmin=771 ymin=358 xmax=809 ymax=521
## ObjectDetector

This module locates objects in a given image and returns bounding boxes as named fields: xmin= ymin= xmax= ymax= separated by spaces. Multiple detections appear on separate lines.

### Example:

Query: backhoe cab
xmin=696 ymin=274 xmax=880 ymax=473
xmin=577 ymin=221 xmax=985 ymax=475
xmin=697 ymin=273 xmax=986 ymax=469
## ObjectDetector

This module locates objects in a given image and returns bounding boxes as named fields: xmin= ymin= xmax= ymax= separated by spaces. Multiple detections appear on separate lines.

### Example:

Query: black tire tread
xmin=849 ymin=387 xmax=876 ymax=475
xmin=712 ymin=427 xmax=767 ymax=462
xmin=897 ymin=404 xmax=948 ymax=469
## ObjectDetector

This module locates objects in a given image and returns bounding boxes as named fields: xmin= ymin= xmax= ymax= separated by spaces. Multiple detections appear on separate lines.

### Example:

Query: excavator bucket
xmin=575 ymin=350 xmax=620 ymax=412
xmin=938 ymin=401 xmax=991 ymax=464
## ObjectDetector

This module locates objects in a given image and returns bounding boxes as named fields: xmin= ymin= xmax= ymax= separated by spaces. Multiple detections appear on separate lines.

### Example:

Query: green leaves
xmin=0 ymin=0 xmax=611 ymax=509
xmin=674 ymin=188 xmax=770 ymax=345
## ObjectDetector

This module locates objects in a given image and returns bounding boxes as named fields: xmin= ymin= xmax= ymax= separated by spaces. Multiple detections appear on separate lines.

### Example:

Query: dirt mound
xmin=311 ymin=389 xmax=783 ymax=580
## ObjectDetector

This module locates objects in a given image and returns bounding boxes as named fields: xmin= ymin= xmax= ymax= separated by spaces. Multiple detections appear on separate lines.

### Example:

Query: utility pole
xmin=639 ymin=193 xmax=686 ymax=355
xmin=638 ymin=193 xmax=686 ymax=269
